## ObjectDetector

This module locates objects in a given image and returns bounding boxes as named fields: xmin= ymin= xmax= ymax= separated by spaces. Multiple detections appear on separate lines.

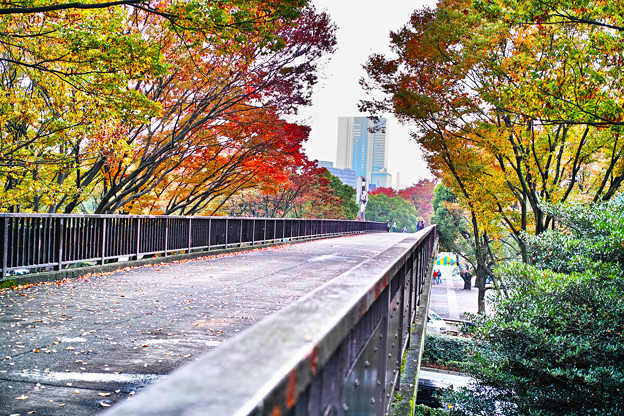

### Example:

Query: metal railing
xmin=0 ymin=214 xmax=386 ymax=279
xmin=104 ymin=226 xmax=438 ymax=416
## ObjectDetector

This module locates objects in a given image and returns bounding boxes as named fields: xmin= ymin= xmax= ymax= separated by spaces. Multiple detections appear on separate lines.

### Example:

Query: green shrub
xmin=0 ymin=279 xmax=18 ymax=290
xmin=414 ymin=403 xmax=448 ymax=415
xmin=448 ymin=195 xmax=624 ymax=415
xmin=422 ymin=334 xmax=474 ymax=371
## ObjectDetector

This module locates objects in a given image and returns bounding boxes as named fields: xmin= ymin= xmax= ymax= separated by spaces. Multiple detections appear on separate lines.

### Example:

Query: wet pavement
xmin=0 ymin=233 xmax=412 ymax=416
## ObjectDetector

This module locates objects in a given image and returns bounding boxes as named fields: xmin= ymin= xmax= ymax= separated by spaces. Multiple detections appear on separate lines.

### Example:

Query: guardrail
xmin=104 ymin=226 xmax=438 ymax=416
xmin=0 ymin=214 xmax=386 ymax=279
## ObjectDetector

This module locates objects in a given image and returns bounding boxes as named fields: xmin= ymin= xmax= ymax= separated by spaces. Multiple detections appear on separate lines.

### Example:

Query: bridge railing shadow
xmin=104 ymin=226 xmax=438 ymax=416
xmin=0 ymin=214 xmax=386 ymax=280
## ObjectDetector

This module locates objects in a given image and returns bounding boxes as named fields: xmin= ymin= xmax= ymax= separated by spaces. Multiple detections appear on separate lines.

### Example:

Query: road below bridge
xmin=1 ymin=232 xmax=412 ymax=416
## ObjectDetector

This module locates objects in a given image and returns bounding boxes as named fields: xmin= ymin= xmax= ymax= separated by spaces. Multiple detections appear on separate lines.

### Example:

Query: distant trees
xmin=431 ymin=184 xmax=470 ymax=255
xmin=223 ymin=166 xmax=356 ymax=219
xmin=399 ymin=179 xmax=435 ymax=222
xmin=364 ymin=179 xmax=436 ymax=231
xmin=366 ymin=193 xmax=419 ymax=231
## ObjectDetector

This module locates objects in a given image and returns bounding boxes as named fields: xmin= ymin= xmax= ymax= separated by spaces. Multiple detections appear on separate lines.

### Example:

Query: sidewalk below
xmin=428 ymin=265 xmax=479 ymax=321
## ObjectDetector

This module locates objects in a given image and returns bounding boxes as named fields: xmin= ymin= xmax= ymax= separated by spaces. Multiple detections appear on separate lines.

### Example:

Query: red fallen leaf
xmin=120 ymin=295 xmax=125 ymax=297
xmin=142 ymin=344 xmax=148 ymax=347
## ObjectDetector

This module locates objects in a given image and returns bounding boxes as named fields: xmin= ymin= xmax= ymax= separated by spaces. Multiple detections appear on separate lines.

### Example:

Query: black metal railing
xmin=0 ymin=214 xmax=387 ymax=279
xmin=104 ymin=226 xmax=438 ymax=416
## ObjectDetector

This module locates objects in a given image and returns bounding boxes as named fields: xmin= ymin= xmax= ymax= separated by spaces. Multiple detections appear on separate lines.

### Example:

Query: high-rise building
xmin=336 ymin=117 xmax=391 ymax=189
xmin=318 ymin=160 xmax=357 ymax=188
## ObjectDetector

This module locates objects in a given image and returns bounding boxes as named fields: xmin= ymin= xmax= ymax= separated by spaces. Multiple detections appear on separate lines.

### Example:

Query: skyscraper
xmin=336 ymin=117 xmax=391 ymax=189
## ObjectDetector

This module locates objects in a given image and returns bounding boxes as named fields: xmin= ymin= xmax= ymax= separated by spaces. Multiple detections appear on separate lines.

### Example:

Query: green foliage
xmin=448 ymin=194 xmax=624 ymax=415
xmin=422 ymin=334 xmax=475 ymax=372
xmin=0 ymin=280 xmax=18 ymax=290
xmin=324 ymin=171 xmax=358 ymax=219
xmin=525 ymin=197 xmax=624 ymax=273
xmin=414 ymin=404 xmax=448 ymax=416
xmin=366 ymin=193 xmax=420 ymax=231
xmin=431 ymin=184 xmax=470 ymax=252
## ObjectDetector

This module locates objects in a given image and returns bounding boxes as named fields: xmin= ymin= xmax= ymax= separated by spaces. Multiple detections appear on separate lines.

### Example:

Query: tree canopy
xmin=361 ymin=0 xmax=624 ymax=311
xmin=0 ymin=0 xmax=336 ymax=215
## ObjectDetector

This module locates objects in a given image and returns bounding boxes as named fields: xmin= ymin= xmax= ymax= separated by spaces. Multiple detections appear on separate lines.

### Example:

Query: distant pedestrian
xmin=402 ymin=226 xmax=407 ymax=233
xmin=435 ymin=269 xmax=442 ymax=284
xmin=416 ymin=220 xmax=425 ymax=231
xmin=392 ymin=221 xmax=397 ymax=232
xmin=432 ymin=270 xmax=438 ymax=284
xmin=386 ymin=220 xmax=391 ymax=232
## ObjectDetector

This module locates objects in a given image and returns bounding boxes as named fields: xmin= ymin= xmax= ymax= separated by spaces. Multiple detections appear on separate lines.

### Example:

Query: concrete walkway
xmin=0 ymin=233 xmax=412 ymax=416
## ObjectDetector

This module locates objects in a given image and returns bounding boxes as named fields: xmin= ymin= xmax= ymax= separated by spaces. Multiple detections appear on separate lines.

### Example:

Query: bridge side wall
xmin=104 ymin=226 xmax=438 ymax=416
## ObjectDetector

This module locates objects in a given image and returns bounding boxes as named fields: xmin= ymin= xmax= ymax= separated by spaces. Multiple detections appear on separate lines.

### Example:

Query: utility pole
xmin=356 ymin=176 xmax=368 ymax=221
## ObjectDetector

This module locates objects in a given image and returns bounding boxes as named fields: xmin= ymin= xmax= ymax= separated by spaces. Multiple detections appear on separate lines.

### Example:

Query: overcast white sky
xmin=296 ymin=0 xmax=437 ymax=188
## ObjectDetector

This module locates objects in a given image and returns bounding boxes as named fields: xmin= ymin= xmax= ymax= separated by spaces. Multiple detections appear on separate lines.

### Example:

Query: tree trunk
xmin=461 ymin=272 xmax=472 ymax=290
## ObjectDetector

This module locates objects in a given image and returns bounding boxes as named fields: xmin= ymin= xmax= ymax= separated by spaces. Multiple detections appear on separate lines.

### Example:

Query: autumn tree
xmin=224 ymin=164 xmax=351 ymax=219
xmin=0 ymin=6 xmax=163 ymax=212
xmin=69 ymin=5 xmax=335 ymax=215
xmin=369 ymin=187 xmax=397 ymax=198
xmin=1 ymin=1 xmax=308 ymax=212
xmin=399 ymin=178 xmax=436 ymax=222
xmin=360 ymin=0 xmax=624 ymax=311
xmin=0 ymin=2 xmax=336 ymax=214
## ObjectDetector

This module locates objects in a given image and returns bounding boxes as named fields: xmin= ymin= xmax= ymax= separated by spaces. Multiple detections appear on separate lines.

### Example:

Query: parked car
xmin=416 ymin=376 xmax=447 ymax=408
xmin=426 ymin=310 xmax=447 ymax=334
xmin=417 ymin=369 xmax=474 ymax=409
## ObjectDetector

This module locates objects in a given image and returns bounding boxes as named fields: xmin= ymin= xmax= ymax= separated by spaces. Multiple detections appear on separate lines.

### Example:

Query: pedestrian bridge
xmin=0 ymin=214 xmax=437 ymax=416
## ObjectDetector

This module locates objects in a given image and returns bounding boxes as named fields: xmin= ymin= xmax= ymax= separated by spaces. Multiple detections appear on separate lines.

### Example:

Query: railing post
xmin=135 ymin=218 xmax=141 ymax=260
xmin=208 ymin=218 xmax=212 ymax=250
xmin=252 ymin=219 xmax=256 ymax=245
xmin=188 ymin=218 xmax=193 ymax=253
xmin=164 ymin=218 xmax=169 ymax=255
xmin=1 ymin=217 xmax=8 ymax=279
xmin=239 ymin=219 xmax=243 ymax=247
xmin=56 ymin=217 xmax=64 ymax=271
xmin=101 ymin=218 xmax=106 ymax=265
xmin=225 ymin=218 xmax=229 ymax=247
